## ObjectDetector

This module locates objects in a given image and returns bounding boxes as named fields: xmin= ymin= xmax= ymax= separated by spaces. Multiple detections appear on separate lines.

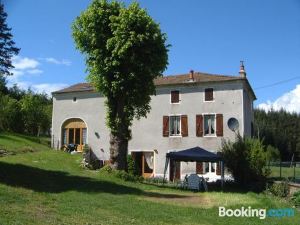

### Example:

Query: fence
xmin=268 ymin=161 xmax=300 ymax=183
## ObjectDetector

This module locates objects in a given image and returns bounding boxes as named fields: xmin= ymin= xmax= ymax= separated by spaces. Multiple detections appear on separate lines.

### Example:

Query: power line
xmin=254 ymin=76 xmax=300 ymax=90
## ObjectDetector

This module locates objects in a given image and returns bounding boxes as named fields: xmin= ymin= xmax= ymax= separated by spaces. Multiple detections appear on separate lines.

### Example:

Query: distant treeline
xmin=0 ymin=77 xmax=52 ymax=136
xmin=254 ymin=108 xmax=300 ymax=161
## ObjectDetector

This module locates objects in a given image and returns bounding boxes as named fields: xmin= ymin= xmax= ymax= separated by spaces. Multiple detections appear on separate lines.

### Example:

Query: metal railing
xmin=268 ymin=161 xmax=300 ymax=183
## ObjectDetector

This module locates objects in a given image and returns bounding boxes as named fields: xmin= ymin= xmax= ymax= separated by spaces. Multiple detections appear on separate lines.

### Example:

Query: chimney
xmin=189 ymin=70 xmax=194 ymax=81
xmin=239 ymin=61 xmax=246 ymax=78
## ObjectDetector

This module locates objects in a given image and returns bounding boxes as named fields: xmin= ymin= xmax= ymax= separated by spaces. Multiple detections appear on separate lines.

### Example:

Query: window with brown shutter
xmin=181 ymin=115 xmax=188 ymax=137
xmin=171 ymin=90 xmax=180 ymax=103
xmin=162 ymin=116 xmax=169 ymax=137
xmin=196 ymin=162 xmax=204 ymax=174
xmin=196 ymin=115 xmax=203 ymax=137
xmin=216 ymin=114 xmax=223 ymax=137
xmin=205 ymin=88 xmax=214 ymax=101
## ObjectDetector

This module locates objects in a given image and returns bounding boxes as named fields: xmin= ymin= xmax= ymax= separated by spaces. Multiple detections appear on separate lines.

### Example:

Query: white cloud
xmin=12 ymin=56 xmax=39 ymax=70
xmin=257 ymin=84 xmax=300 ymax=113
xmin=31 ymin=83 xmax=68 ymax=95
xmin=7 ymin=56 xmax=68 ymax=96
xmin=45 ymin=57 xmax=71 ymax=66
xmin=27 ymin=69 xmax=43 ymax=75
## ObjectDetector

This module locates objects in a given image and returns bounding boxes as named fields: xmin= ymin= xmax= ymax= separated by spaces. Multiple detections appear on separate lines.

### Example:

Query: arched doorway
xmin=62 ymin=118 xmax=87 ymax=152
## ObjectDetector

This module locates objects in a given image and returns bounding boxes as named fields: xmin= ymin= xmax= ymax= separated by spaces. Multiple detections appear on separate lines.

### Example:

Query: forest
xmin=0 ymin=77 xmax=52 ymax=136
xmin=254 ymin=108 xmax=300 ymax=161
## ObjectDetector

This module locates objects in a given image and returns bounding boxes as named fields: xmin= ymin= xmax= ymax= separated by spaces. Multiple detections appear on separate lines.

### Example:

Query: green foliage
xmin=254 ymin=108 xmax=300 ymax=161
xmin=20 ymin=92 xmax=52 ymax=136
xmin=72 ymin=0 xmax=169 ymax=170
xmin=291 ymin=191 xmax=300 ymax=207
xmin=99 ymin=164 xmax=143 ymax=182
xmin=0 ymin=94 xmax=23 ymax=132
xmin=266 ymin=145 xmax=280 ymax=162
xmin=266 ymin=180 xmax=289 ymax=198
xmin=127 ymin=154 xmax=140 ymax=176
xmin=0 ymin=3 xmax=20 ymax=76
xmin=221 ymin=134 xmax=270 ymax=190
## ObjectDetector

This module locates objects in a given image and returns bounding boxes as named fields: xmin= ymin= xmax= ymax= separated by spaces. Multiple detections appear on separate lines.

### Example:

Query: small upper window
xmin=73 ymin=97 xmax=77 ymax=102
xmin=169 ymin=115 xmax=181 ymax=136
xmin=171 ymin=90 xmax=180 ymax=103
xmin=204 ymin=114 xmax=215 ymax=136
xmin=204 ymin=88 xmax=214 ymax=101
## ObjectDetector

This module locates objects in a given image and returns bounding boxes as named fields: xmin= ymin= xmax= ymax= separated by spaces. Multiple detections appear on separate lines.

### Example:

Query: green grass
xmin=0 ymin=132 xmax=51 ymax=155
xmin=269 ymin=166 xmax=300 ymax=181
xmin=0 ymin=133 xmax=299 ymax=224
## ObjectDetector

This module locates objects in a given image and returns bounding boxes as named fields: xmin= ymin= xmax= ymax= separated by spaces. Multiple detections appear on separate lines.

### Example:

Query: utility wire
xmin=254 ymin=76 xmax=300 ymax=90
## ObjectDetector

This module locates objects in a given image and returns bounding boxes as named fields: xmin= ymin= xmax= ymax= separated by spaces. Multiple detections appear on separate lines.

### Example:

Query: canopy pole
xmin=221 ymin=160 xmax=224 ymax=190
xmin=163 ymin=157 xmax=170 ymax=184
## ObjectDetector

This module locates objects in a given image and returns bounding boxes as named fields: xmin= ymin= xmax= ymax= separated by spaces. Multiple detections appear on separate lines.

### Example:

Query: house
xmin=51 ymin=62 xmax=256 ymax=181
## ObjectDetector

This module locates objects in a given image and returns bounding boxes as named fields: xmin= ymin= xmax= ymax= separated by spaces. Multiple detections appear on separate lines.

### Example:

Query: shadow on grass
xmin=0 ymin=161 xmax=188 ymax=199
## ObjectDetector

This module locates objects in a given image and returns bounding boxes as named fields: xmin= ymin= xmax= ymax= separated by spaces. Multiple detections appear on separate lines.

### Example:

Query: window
xmin=204 ymin=88 xmax=214 ymax=101
xmin=171 ymin=90 xmax=180 ymax=103
xmin=204 ymin=114 xmax=215 ymax=136
xmin=169 ymin=115 xmax=181 ymax=136
xmin=204 ymin=162 xmax=209 ymax=173
xmin=211 ymin=163 xmax=216 ymax=173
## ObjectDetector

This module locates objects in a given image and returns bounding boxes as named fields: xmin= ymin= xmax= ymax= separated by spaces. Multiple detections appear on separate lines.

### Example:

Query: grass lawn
xmin=268 ymin=166 xmax=300 ymax=181
xmin=0 ymin=133 xmax=299 ymax=224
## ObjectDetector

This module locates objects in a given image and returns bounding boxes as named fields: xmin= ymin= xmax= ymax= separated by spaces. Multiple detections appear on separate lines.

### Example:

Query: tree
xmin=20 ymin=92 xmax=52 ymax=136
xmin=72 ymin=0 xmax=169 ymax=170
xmin=0 ymin=2 xmax=20 ymax=76
xmin=221 ymin=134 xmax=270 ymax=190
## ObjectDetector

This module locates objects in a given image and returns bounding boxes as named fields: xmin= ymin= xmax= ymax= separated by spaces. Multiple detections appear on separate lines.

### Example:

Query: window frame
xmin=203 ymin=113 xmax=217 ymax=137
xmin=170 ymin=90 xmax=181 ymax=104
xmin=169 ymin=114 xmax=182 ymax=137
xmin=204 ymin=88 xmax=214 ymax=102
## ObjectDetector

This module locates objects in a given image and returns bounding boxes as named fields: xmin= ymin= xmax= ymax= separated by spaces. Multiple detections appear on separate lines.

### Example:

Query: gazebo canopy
xmin=166 ymin=146 xmax=222 ymax=162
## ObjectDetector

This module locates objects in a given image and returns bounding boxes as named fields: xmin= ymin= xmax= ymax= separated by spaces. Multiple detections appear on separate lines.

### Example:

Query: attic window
xmin=171 ymin=90 xmax=180 ymax=103
xmin=204 ymin=88 xmax=214 ymax=101
xmin=73 ymin=97 xmax=77 ymax=102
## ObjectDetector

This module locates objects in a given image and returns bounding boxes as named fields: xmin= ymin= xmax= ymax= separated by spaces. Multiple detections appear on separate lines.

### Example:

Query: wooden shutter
xmin=196 ymin=162 xmax=204 ymax=174
xmin=181 ymin=115 xmax=188 ymax=137
xmin=163 ymin=116 xmax=169 ymax=137
xmin=216 ymin=162 xmax=221 ymax=175
xmin=171 ymin=91 xmax=179 ymax=103
xmin=196 ymin=115 xmax=203 ymax=137
xmin=205 ymin=88 xmax=213 ymax=101
xmin=216 ymin=114 xmax=223 ymax=137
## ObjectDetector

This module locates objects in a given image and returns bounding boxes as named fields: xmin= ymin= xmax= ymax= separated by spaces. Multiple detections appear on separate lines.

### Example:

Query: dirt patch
xmin=140 ymin=190 xmax=214 ymax=208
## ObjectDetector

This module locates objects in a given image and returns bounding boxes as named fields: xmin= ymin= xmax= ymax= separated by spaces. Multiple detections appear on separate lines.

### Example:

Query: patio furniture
xmin=187 ymin=174 xmax=201 ymax=191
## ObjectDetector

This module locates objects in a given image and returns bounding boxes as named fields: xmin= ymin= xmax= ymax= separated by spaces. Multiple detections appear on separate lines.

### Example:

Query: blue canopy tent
xmin=163 ymin=146 xmax=225 ymax=188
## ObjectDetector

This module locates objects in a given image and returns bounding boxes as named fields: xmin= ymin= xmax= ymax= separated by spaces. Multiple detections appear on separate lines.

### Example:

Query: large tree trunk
xmin=109 ymin=133 xmax=128 ymax=170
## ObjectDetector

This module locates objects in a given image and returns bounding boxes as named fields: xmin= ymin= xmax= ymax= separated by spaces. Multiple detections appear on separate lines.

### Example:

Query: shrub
xmin=82 ymin=145 xmax=102 ymax=170
xmin=221 ymin=134 xmax=270 ymax=190
xmin=99 ymin=165 xmax=143 ymax=182
xmin=266 ymin=180 xmax=289 ymax=197
xmin=291 ymin=191 xmax=300 ymax=207
xmin=127 ymin=155 xmax=140 ymax=176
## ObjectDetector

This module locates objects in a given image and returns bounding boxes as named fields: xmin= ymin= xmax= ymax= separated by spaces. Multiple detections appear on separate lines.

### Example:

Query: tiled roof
xmin=153 ymin=72 xmax=242 ymax=86
xmin=52 ymin=72 xmax=255 ymax=98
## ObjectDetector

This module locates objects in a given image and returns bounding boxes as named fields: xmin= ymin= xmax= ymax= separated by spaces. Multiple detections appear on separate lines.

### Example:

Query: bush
xmin=291 ymin=191 xmax=300 ymax=207
xmin=267 ymin=180 xmax=289 ymax=197
xmin=99 ymin=165 xmax=143 ymax=182
xmin=82 ymin=145 xmax=102 ymax=170
xmin=127 ymin=154 xmax=140 ymax=176
xmin=221 ymin=134 xmax=270 ymax=190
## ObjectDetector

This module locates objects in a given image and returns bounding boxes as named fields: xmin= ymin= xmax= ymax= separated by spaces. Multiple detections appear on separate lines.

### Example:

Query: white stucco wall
xmin=52 ymin=79 xmax=254 ymax=179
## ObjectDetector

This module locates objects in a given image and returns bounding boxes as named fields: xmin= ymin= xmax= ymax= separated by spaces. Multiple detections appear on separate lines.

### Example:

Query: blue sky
xmin=3 ymin=0 xmax=300 ymax=111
